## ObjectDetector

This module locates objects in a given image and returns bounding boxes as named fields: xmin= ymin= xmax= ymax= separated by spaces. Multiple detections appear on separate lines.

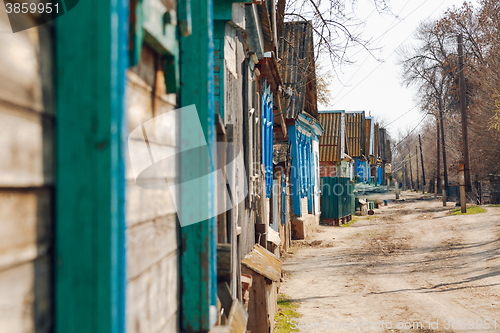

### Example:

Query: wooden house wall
xmin=125 ymin=45 xmax=179 ymax=333
xmin=223 ymin=22 xmax=264 ymax=300
xmin=0 ymin=13 xmax=54 ymax=333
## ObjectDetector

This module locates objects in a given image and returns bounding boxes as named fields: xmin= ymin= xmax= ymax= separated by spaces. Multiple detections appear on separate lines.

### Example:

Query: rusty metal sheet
xmin=241 ymin=244 xmax=281 ymax=282
xmin=318 ymin=111 xmax=343 ymax=162
xmin=345 ymin=111 xmax=365 ymax=158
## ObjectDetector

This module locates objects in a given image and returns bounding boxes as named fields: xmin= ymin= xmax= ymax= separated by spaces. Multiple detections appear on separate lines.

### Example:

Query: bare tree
xmin=397 ymin=0 xmax=500 ymax=201
xmin=399 ymin=22 xmax=454 ymax=192
xmin=277 ymin=0 xmax=391 ymax=66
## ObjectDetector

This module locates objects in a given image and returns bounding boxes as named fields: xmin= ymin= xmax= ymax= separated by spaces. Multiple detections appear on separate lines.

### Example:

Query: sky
xmin=318 ymin=0 xmax=476 ymax=140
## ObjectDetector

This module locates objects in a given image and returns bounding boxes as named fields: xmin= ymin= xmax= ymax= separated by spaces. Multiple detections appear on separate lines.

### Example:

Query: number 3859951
xmin=5 ymin=2 xmax=59 ymax=14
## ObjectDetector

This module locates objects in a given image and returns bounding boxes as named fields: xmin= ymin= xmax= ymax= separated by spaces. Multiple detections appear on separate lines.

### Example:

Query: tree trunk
xmin=438 ymin=101 xmax=449 ymax=193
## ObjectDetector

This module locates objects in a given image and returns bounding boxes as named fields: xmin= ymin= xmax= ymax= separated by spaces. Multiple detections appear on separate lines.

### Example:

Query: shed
xmin=241 ymin=244 xmax=282 ymax=333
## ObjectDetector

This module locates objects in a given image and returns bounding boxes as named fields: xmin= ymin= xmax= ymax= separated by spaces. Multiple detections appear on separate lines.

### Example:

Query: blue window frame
xmin=261 ymin=80 xmax=273 ymax=198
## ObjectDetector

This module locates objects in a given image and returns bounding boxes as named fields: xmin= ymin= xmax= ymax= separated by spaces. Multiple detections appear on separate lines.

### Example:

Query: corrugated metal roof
xmin=318 ymin=112 xmax=343 ymax=163
xmin=241 ymin=244 xmax=282 ymax=282
xmin=257 ymin=0 xmax=273 ymax=49
xmin=278 ymin=21 xmax=315 ymax=119
xmin=345 ymin=112 xmax=365 ymax=158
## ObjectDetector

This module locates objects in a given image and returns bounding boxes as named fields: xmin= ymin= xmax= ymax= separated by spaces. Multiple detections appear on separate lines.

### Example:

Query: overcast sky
xmin=318 ymin=0 xmax=476 ymax=140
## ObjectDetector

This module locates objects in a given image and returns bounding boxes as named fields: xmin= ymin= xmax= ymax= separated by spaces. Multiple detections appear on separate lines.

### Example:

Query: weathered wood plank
xmin=241 ymin=267 xmax=269 ymax=333
xmin=125 ymin=21 xmax=181 ymax=333
xmin=126 ymin=80 xmax=177 ymax=142
xmin=127 ymin=253 xmax=178 ymax=333
xmin=125 ymin=139 xmax=177 ymax=182
xmin=0 ymin=104 xmax=54 ymax=187
xmin=0 ymin=189 xmax=52 ymax=271
xmin=0 ymin=256 xmax=52 ymax=333
xmin=127 ymin=214 xmax=177 ymax=279
xmin=227 ymin=299 xmax=248 ymax=333
xmin=125 ymin=180 xmax=177 ymax=227
xmin=0 ymin=16 xmax=54 ymax=114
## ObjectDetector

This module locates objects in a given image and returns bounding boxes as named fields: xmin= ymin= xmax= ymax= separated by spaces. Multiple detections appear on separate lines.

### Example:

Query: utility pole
xmin=408 ymin=149 xmax=414 ymax=190
xmin=403 ymin=157 xmax=407 ymax=190
xmin=438 ymin=103 xmax=449 ymax=195
xmin=419 ymin=134 xmax=426 ymax=193
xmin=416 ymin=146 xmax=420 ymax=191
xmin=436 ymin=119 xmax=440 ymax=197
xmin=458 ymin=34 xmax=471 ymax=191
xmin=458 ymin=34 xmax=471 ymax=212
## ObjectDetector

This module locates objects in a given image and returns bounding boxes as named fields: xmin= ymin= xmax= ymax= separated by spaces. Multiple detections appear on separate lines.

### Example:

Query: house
xmin=318 ymin=111 xmax=355 ymax=225
xmin=278 ymin=21 xmax=324 ymax=240
xmin=213 ymin=1 xmax=289 ymax=331
xmin=0 ymin=0 xmax=288 ymax=333
xmin=345 ymin=111 xmax=368 ymax=182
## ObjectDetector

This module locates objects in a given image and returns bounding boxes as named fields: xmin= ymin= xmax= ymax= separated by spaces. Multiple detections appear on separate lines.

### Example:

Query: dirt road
xmin=280 ymin=192 xmax=500 ymax=333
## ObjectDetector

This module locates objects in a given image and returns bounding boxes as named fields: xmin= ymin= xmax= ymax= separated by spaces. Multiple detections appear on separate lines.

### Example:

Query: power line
xmin=331 ymin=0 xmax=448 ymax=105
xmin=332 ymin=0 xmax=415 ymax=93
xmin=386 ymin=105 xmax=419 ymax=126
xmin=393 ymin=113 xmax=429 ymax=148
xmin=348 ymin=0 xmax=428 ymax=60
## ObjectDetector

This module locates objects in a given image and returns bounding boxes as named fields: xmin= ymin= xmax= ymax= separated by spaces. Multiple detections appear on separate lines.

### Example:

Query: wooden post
xmin=416 ymin=146 xmax=420 ymax=191
xmin=403 ymin=158 xmax=406 ymax=191
xmin=439 ymin=106 xmax=449 ymax=195
xmin=458 ymin=34 xmax=471 ymax=191
xmin=436 ymin=119 xmax=440 ymax=197
xmin=419 ymin=134 xmax=426 ymax=193
xmin=180 ymin=0 xmax=217 ymax=330
xmin=55 ymin=1 xmax=128 ymax=332
xmin=408 ymin=150 xmax=414 ymax=191
xmin=459 ymin=164 xmax=467 ymax=213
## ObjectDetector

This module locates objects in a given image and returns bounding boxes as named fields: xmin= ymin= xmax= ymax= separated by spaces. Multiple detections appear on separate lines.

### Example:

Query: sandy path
xmin=280 ymin=192 xmax=500 ymax=333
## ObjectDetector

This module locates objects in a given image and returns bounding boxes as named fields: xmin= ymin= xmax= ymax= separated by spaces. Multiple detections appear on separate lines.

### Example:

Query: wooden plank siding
xmin=0 ymin=10 xmax=54 ymax=333
xmin=125 ymin=45 xmax=180 ymax=333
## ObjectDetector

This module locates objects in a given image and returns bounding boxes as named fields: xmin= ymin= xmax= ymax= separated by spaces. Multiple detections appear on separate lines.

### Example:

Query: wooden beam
xmin=55 ymin=1 xmax=128 ymax=332
xmin=179 ymin=0 xmax=217 ymax=330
